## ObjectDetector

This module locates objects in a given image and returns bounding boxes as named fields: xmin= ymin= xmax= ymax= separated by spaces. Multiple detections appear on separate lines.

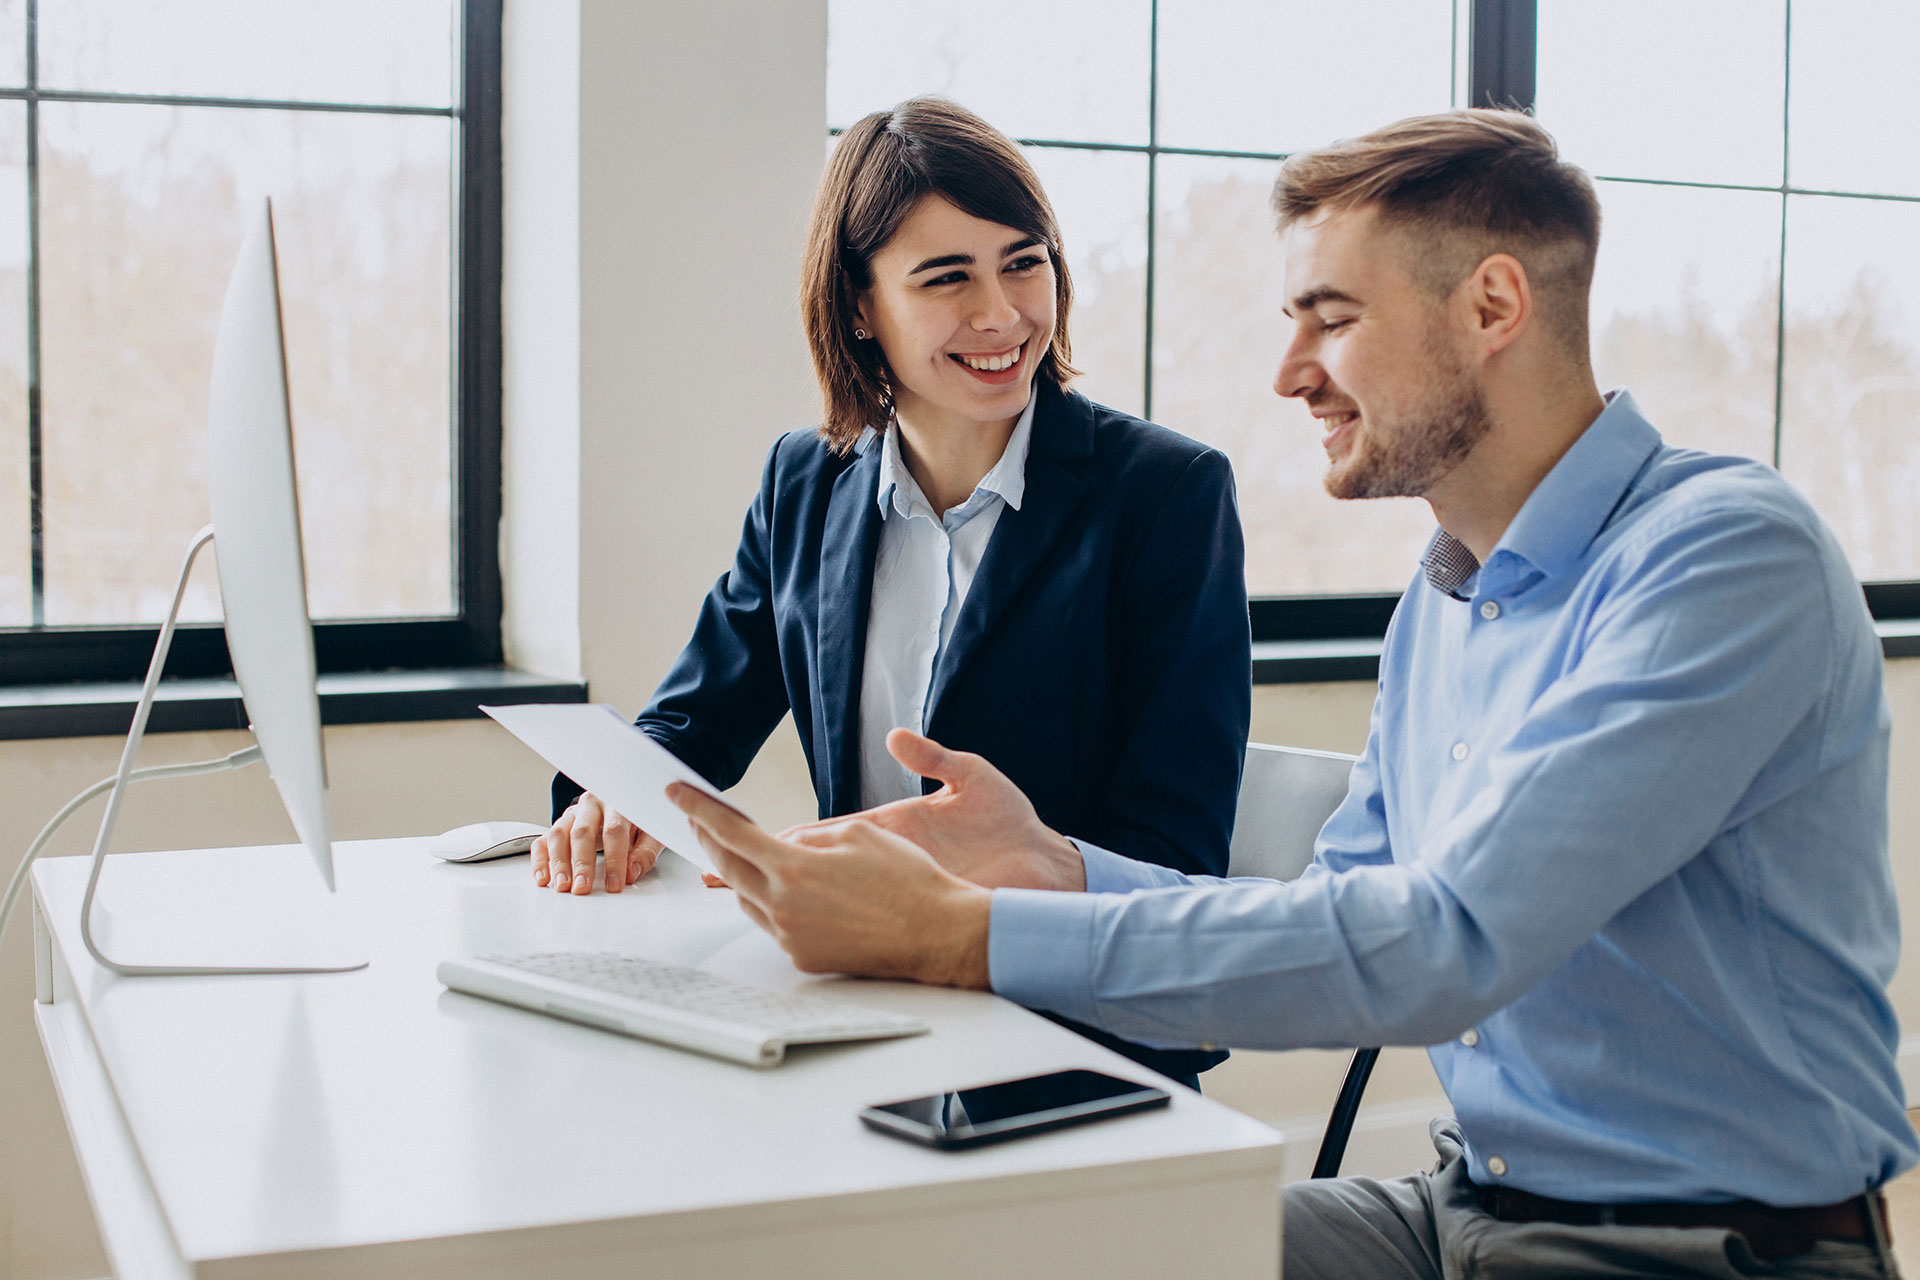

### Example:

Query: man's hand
xmin=532 ymin=792 xmax=664 ymax=894
xmin=668 ymin=782 xmax=994 ymax=988
xmin=777 ymin=729 xmax=1086 ymax=893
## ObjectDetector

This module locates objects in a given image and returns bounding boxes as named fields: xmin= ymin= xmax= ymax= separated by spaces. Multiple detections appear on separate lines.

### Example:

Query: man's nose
xmin=1274 ymin=330 xmax=1320 ymax=400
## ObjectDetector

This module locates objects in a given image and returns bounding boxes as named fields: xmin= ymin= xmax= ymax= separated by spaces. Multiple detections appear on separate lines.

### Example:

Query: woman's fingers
xmin=630 ymin=833 xmax=663 ymax=884
xmin=561 ymin=793 xmax=605 ymax=893
xmin=532 ymin=816 xmax=567 ymax=887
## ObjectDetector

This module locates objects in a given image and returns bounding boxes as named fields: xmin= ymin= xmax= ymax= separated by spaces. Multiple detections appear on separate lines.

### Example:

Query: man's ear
xmin=1463 ymin=253 xmax=1531 ymax=358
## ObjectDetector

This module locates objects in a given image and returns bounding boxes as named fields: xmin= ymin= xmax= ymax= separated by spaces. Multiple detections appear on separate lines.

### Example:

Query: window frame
xmin=0 ymin=0 xmax=504 ymax=687
xmin=833 ymin=0 xmax=1920 ymax=665
xmin=1252 ymin=0 xmax=1919 ymax=656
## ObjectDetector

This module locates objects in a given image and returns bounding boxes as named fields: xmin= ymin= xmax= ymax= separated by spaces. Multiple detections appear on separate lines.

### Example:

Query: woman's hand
xmin=532 ymin=792 xmax=664 ymax=894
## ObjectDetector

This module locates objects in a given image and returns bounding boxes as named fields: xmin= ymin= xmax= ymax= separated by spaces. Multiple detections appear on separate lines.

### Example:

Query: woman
xmin=536 ymin=98 xmax=1249 ymax=1081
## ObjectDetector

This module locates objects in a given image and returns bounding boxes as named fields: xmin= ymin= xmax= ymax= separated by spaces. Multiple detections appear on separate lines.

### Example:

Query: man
xmin=669 ymin=109 xmax=1915 ymax=1278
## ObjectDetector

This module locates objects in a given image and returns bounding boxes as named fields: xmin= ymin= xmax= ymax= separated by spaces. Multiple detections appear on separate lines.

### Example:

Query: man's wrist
xmin=1046 ymin=829 xmax=1087 ymax=892
xmin=922 ymin=884 xmax=994 ymax=990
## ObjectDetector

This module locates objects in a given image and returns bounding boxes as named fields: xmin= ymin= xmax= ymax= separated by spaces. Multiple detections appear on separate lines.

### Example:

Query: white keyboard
xmin=437 ymin=951 xmax=930 ymax=1067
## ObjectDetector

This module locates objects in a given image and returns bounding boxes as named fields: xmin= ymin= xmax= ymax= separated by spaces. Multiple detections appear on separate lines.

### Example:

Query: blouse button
xmin=1487 ymin=1156 xmax=1509 ymax=1177
xmin=1459 ymin=1029 xmax=1480 ymax=1047
xmin=1450 ymin=742 xmax=1469 ymax=762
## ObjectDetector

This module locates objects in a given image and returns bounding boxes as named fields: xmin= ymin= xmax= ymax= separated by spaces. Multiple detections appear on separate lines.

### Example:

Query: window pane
xmin=39 ymin=0 xmax=455 ymax=107
xmin=0 ymin=0 xmax=23 ymax=90
xmin=38 ymin=103 xmax=453 ymax=625
xmin=1537 ymin=0 xmax=1785 ymax=187
xmin=1588 ymin=181 xmax=1779 ymax=463
xmin=1779 ymin=196 xmax=1920 ymax=581
xmin=0 ymin=102 xmax=24 ymax=625
xmin=1026 ymin=146 xmax=1146 ymax=418
xmin=1158 ymin=0 xmax=1455 ymax=155
xmin=1789 ymin=0 xmax=1920 ymax=197
xmin=827 ymin=0 xmax=1151 ymax=144
xmin=1151 ymin=155 xmax=1435 ymax=596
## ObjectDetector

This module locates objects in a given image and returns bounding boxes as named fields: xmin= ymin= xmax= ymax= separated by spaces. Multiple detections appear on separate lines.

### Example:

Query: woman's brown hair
xmin=801 ymin=97 xmax=1077 ymax=452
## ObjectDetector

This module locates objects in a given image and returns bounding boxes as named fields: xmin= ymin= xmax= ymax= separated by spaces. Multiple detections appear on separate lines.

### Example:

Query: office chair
xmin=1227 ymin=743 xmax=1380 ymax=1180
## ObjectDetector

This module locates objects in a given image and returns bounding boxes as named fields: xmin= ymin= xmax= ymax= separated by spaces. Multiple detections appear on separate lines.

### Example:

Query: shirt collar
xmin=1423 ymin=390 xmax=1663 ymax=598
xmin=873 ymin=392 xmax=1037 ymax=518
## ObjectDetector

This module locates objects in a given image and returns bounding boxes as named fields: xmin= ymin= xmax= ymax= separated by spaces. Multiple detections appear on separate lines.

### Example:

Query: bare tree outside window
xmin=37 ymin=104 xmax=452 ymax=625
xmin=0 ymin=1 xmax=462 ymax=638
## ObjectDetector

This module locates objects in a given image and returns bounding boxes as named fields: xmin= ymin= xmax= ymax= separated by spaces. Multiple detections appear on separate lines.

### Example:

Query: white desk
xmin=32 ymin=839 xmax=1283 ymax=1279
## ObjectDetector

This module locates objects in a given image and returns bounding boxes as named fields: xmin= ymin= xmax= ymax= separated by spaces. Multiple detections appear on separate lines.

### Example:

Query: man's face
xmin=1275 ymin=205 xmax=1491 ymax=501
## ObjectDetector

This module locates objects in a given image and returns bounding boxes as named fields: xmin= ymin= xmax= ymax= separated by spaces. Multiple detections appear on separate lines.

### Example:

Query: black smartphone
xmin=859 ymin=1068 xmax=1172 ymax=1150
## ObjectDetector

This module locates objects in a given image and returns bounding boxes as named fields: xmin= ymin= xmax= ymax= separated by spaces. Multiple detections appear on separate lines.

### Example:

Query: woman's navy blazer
xmin=557 ymin=380 xmax=1251 ymax=1077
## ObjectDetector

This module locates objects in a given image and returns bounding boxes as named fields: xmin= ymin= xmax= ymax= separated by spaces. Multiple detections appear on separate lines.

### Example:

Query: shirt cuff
xmin=1073 ymin=838 xmax=1196 ymax=893
xmin=988 ymin=888 xmax=1101 ymax=1025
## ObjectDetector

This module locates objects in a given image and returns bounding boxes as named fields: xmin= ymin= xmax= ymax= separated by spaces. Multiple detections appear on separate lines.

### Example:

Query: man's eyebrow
xmin=1283 ymin=286 xmax=1361 ymax=318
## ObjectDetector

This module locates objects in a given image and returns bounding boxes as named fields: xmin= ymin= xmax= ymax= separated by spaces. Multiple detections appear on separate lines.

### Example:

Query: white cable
xmin=0 ymin=744 xmax=263 ymax=956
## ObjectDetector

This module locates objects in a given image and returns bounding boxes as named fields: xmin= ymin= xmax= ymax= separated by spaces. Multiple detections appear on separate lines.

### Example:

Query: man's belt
xmin=1479 ymin=1185 xmax=1885 ymax=1261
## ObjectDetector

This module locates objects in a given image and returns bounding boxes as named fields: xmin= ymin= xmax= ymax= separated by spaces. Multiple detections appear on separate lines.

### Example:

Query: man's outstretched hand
xmin=668 ymin=782 xmax=995 ymax=988
xmin=780 ymin=729 xmax=1087 ymax=893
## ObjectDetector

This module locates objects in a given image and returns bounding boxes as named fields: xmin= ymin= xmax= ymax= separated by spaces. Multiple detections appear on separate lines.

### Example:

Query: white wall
xmin=2 ymin=2 xmax=1917 ymax=1275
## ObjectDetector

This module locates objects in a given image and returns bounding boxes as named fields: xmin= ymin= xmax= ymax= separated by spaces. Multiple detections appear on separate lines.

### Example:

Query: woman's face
xmin=856 ymin=195 xmax=1057 ymax=439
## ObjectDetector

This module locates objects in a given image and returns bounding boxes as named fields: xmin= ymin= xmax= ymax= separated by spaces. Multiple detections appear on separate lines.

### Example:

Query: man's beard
xmin=1325 ymin=349 xmax=1492 ymax=501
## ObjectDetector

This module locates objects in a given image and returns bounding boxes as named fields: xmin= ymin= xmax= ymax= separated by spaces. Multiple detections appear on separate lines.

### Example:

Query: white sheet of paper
xmin=480 ymin=703 xmax=743 ymax=874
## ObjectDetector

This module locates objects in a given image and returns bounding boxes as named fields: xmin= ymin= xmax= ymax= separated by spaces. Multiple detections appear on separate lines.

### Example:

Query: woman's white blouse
xmin=856 ymin=396 xmax=1036 ymax=808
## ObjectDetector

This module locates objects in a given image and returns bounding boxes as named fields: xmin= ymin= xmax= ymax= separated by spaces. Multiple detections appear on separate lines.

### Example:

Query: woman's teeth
xmin=955 ymin=345 xmax=1021 ymax=372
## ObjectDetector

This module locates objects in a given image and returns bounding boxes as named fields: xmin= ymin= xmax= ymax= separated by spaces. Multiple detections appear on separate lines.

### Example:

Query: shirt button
xmin=1488 ymin=1156 xmax=1509 ymax=1177
xmin=1451 ymin=742 xmax=1469 ymax=762
xmin=1479 ymin=600 xmax=1500 ymax=620
xmin=1459 ymin=1029 xmax=1479 ymax=1047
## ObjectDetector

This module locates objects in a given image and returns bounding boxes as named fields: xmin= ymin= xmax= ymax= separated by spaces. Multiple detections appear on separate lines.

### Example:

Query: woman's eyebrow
xmin=907 ymin=252 xmax=971 ymax=275
xmin=906 ymin=237 xmax=1045 ymax=277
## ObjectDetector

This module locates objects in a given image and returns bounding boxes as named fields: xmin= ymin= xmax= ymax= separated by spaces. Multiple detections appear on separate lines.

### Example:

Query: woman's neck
xmin=893 ymin=408 xmax=1021 ymax=517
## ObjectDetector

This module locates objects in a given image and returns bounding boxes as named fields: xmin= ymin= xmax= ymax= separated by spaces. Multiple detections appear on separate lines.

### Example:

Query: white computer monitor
xmin=207 ymin=198 xmax=336 ymax=894
xmin=75 ymin=198 xmax=363 ymax=976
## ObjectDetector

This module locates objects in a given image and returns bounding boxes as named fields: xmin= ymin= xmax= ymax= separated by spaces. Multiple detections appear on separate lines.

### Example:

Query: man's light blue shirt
xmin=990 ymin=391 xmax=1916 ymax=1204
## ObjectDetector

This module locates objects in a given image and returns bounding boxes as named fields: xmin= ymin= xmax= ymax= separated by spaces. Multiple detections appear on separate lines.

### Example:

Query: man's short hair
xmin=1272 ymin=109 xmax=1602 ymax=356
xmin=801 ymin=97 xmax=1078 ymax=452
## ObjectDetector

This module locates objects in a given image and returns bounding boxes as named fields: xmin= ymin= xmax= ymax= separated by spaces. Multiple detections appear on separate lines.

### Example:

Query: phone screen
xmin=860 ymin=1069 xmax=1171 ymax=1150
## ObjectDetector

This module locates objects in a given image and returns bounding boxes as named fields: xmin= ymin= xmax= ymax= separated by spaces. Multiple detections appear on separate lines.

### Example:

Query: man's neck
xmin=1426 ymin=377 xmax=1607 ymax=564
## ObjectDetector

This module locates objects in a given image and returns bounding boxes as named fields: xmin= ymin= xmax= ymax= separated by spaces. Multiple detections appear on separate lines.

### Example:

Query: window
xmin=0 ymin=0 xmax=502 ymax=685
xmin=1538 ymin=0 xmax=1920 ymax=626
xmin=827 ymin=0 xmax=1920 ymax=651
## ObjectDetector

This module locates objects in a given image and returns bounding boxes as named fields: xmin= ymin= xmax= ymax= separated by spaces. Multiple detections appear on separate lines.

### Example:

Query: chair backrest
xmin=1227 ymin=743 xmax=1360 ymax=881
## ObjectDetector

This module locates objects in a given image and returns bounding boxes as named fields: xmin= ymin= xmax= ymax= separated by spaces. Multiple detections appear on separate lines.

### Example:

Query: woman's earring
xmin=853 ymin=327 xmax=869 ymax=340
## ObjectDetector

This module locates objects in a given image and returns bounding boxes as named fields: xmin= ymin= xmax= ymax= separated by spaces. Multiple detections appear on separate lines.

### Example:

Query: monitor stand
xmin=78 ymin=526 xmax=368 ymax=977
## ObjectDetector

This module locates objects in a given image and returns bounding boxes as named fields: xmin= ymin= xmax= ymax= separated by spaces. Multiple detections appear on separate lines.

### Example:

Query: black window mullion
xmin=456 ymin=0 xmax=504 ymax=665
xmin=1468 ymin=0 xmax=1536 ymax=110
xmin=1142 ymin=0 xmax=1159 ymax=421
xmin=24 ymin=0 xmax=40 ymax=627
xmin=1771 ymin=0 xmax=1793 ymax=471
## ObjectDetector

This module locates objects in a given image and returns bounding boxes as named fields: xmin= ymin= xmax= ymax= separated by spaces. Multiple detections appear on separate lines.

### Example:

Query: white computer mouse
xmin=427 ymin=820 xmax=547 ymax=863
